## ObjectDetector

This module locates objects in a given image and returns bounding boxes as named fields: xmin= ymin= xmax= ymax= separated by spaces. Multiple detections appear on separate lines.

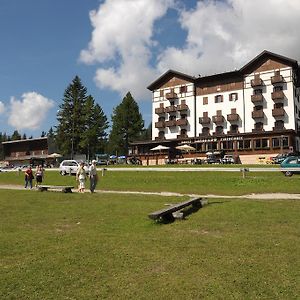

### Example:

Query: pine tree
xmin=79 ymin=95 xmax=108 ymax=160
xmin=56 ymin=76 xmax=88 ymax=158
xmin=56 ymin=76 xmax=108 ymax=159
xmin=108 ymin=92 xmax=144 ymax=155
xmin=11 ymin=130 xmax=21 ymax=140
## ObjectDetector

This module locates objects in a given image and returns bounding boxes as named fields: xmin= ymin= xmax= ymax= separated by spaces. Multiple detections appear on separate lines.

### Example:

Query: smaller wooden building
xmin=2 ymin=137 xmax=54 ymax=166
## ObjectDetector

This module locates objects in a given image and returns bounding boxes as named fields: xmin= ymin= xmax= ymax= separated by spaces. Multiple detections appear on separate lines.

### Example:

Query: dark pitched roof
xmin=147 ymin=70 xmax=195 ymax=91
xmin=240 ymin=50 xmax=298 ymax=73
xmin=2 ymin=137 xmax=48 ymax=144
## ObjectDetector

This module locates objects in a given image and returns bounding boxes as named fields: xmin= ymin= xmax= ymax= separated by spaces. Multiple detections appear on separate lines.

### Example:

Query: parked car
xmin=280 ymin=156 xmax=300 ymax=176
xmin=59 ymin=160 xmax=89 ymax=176
xmin=221 ymin=155 xmax=235 ymax=164
xmin=273 ymin=152 xmax=300 ymax=164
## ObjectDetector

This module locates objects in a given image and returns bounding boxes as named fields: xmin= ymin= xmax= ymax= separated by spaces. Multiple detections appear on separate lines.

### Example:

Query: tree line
xmin=0 ymin=76 xmax=152 ymax=160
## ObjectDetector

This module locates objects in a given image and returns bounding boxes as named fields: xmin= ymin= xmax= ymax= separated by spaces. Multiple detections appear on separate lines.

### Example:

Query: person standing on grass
xmin=76 ymin=162 xmax=87 ymax=193
xmin=24 ymin=165 xmax=34 ymax=189
xmin=89 ymin=160 xmax=98 ymax=193
xmin=35 ymin=165 xmax=44 ymax=187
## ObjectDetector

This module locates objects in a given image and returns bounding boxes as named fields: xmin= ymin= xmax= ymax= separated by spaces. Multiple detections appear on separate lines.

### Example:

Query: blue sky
xmin=0 ymin=0 xmax=300 ymax=137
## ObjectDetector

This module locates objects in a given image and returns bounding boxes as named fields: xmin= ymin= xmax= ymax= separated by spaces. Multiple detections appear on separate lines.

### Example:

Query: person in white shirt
xmin=89 ymin=160 xmax=98 ymax=193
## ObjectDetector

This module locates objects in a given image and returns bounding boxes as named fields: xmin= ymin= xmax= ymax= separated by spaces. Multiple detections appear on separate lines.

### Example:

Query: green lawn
xmin=1 ymin=168 xmax=299 ymax=195
xmin=1 ymin=190 xmax=299 ymax=299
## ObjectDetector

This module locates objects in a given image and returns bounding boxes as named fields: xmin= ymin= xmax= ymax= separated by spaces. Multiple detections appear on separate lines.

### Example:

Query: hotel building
xmin=130 ymin=50 xmax=300 ymax=164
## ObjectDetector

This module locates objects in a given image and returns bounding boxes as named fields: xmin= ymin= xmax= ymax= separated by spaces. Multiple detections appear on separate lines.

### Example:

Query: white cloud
xmin=158 ymin=0 xmax=300 ymax=76
xmin=80 ymin=0 xmax=174 ymax=99
xmin=81 ymin=0 xmax=300 ymax=100
xmin=0 ymin=101 xmax=5 ymax=114
xmin=8 ymin=92 xmax=54 ymax=130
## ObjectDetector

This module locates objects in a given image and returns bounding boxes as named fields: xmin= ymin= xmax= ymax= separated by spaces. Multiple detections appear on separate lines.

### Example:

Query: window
xmin=203 ymin=97 xmax=208 ymax=105
xmin=274 ymin=85 xmax=283 ymax=92
xmin=202 ymin=127 xmax=210 ymax=135
xmin=229 ymin=93 xmax=238 ymax=101
xmin=254 ymin=139 xmax=261 ymax=149
xmin=254 ymin=122 xmax=263 ymax=130
xmin=272 ymin=138 xmax=280 ymax=148
xmin=262 ymin=139 xmax=269 ymax=148
xmin=180 ymin=86 xmax=187 ymax=93
xmin=244 ymin=140 xmax=251 ymax=149
xmin=254 ymin=89 xmax=263 ymax=95
xmin=160 ymin=90 xmax=164 ymax=97
xmin=215 ymin=95 xmax=223 ymax=103
xmin=158 ymin=131 xmax=165 ymax=138
xmin=230 ymin=124 xmax=238 ymax=133
xmin=215 ymin=126 xmax=223 ymax=134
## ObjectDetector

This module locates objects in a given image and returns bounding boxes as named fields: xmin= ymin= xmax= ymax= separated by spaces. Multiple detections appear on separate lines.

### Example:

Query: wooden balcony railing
xmin=272 ymin=107 xmax=285 ymax=117
xmin=176 ymin=119 xmax=188 ymax=126
xmin=251 ymin=94 xmax=263 ymax=103
xmin=227 ymin=113 xmax=239 ymax=122
xmin=212 ymin=115 xmax=225 ymax=124
xmin=177 ymin=134 xmax=188 ymax=139
xmin=271 ymin=91 xmax=284 ymax=102
xmin=155 ymin=121 xmax=165 ymax=128
xmin=271 ymin=75 xmax=284 ymax=84
xmin=155 ymin=107 xmax=165 ymax=114
xmin=251 ymin=78 xmax=263 ymax=87
xmin=165 ymin=105 xmax=177 ymax=113
xmin=165 ymin=120 xmax=177 ymax=127
xmin=199 ymin=117 xmax=211 ymax=125
xmin=165 ymin=91 xmax=177 ymax=100
xmin=252 ymin=110 xmax=264 ymax=119
xmin=177 ymin=104 xmax=189 ymax=111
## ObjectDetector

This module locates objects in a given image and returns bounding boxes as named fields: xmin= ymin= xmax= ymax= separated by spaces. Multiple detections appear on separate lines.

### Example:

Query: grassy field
xmin=0 ymin=168 xmax=299 ymax=195
xmin=1 ymin=189 xmax=299 ymax=299
xmin=1 ymin=170 xmax=300 ymax=299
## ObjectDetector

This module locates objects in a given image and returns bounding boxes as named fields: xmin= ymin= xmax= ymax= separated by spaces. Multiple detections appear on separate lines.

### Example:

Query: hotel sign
xmin=188 ymin=136 xmax=244 ymax=143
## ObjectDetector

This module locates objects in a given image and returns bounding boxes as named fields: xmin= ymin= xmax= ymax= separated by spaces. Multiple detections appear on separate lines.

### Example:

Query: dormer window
xmin=215 ymin=95 xmax=223 ymax=103
xmin=180 ymin=86 xmax=187 ymax=93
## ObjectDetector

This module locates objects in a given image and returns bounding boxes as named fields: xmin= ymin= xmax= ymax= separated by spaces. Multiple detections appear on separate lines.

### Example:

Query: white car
xmin=59 ymin=160 xmax=89 ymax=176
xmin=221 ymin=155 xmax=235 ymax=164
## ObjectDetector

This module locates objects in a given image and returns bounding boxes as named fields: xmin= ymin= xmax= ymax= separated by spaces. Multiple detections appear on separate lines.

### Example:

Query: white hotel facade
xmin=130 ymin=51 xmax=300 ymax=164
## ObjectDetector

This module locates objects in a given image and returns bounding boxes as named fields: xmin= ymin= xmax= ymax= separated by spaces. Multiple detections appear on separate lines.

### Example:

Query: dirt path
xmin=0 ymin=184 xmax=300 ymax=200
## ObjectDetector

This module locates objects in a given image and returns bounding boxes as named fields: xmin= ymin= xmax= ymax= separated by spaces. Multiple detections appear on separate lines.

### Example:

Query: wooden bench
xmin=38 ymin=185 xmax=74 ymax=193
xmin=148 ymin=197 xmax=205 ymax=222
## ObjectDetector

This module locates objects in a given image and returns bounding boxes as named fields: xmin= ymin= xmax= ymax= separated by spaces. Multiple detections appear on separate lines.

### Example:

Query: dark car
xmin=273 ymin=152 xmax=300 ymax=164
xmin=280 ymin=156 xmax=300 ymax=176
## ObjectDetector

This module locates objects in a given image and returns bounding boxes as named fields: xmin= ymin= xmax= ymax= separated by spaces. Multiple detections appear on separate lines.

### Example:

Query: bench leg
xmin=63 ymin=188 xmax=72 ymax=193
xmin=161 ymin=213 xmax=175 ymax=223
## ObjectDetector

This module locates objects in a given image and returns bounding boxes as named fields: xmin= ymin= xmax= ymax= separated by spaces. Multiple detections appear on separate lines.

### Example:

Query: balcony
xmin=165 ymin=105 xmax=177 ymax=113
xmin=155 ymin=121 xmax=165 ymax=128
xmin=177 ymin=134 xmax=188 ymax=139
xmin=199 ymin=116 xmax=211 ymax=125
xmin=227 ymin=113 xmax=239 ymax=122
xmin=251 ymin=94 xmax=263 ymax=104
xmin=271 ymin=91 xmax=284 ymax=102
xmin=165 ymin=91 xmax=177 ymax=100
xmin=155 ymin=107 xmax=165 ymax=114
xmin=271 ymin=75 xmax=284 ymax=84
xmin=176 ymin=119 xmax=188 ymax=126
xmin=212 ymin=115 xmax=225 ymax=125
xmin=155 ymin=136 xmax=166 ymax=141
xmin=252 ymin=128 xmax=264 ymax=133
xmin=251 ymin=78 xmax=263 ymax=87
xmin=165 ymin=120 xmax=177 ymax=127
xmin=273 ymin=125 xmax=285 ymax=131
xmin=177 ymin=103 xmax=189 ymax=111
xmin=272 ymin=107 xmax=285 ymax=117
xmin=227 ymin=129 xmax=239 ymax=134
xmin=252 ymin=110 xmax=264 ymax=119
